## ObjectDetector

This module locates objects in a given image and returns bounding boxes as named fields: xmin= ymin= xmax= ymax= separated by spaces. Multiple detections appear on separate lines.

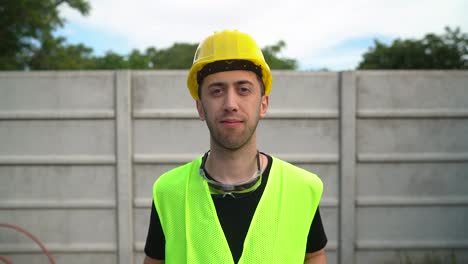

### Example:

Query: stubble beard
xmin=203 ymin=107 xmax=261 ymax=151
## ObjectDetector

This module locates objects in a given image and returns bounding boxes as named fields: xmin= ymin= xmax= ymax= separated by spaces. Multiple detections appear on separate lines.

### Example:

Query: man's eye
xmin=239 ymin=87 xmax=250 ymax=94
xmin=211 ymin=88 xmax=222 ymax=95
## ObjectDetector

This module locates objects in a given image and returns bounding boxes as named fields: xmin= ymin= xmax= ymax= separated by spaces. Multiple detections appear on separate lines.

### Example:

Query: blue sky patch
xmin=54 ymin=22 xmax=132 ymax=56
xmin=301 ymin=35 xmax=394 ymax=70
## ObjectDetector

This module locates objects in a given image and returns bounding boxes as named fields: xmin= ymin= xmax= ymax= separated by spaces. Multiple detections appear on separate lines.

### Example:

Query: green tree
xmin=94 ymin=51 xmax=128 ymax=69
xmin=1 ymin=0 xmax=299 ymax=71
xmin=28 ymin=35 xmax=94 ymax=69
xmin=145 ymin=47 xmax=158 ymax=68
xmin=87 ymin=44 xmax=197 ymax=70
xmin=128 ymin=49 xmax=151 ymax=69
xmin=152 ymin=43 xmax=198 ymax=69
xmin=358 ymin=27 xmax=468 ymax=69
xmin=0 ymin=0 xmax=90 ymax=70
xmin=262 ymin=40 xmax=297 ymax=70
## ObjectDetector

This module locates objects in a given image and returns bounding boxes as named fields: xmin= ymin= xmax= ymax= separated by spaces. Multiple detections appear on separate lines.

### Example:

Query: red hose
xmin=0 ymin=223 xmax=55 ymax=264
xmin=0 ymin=256 xmax=13 ymax=264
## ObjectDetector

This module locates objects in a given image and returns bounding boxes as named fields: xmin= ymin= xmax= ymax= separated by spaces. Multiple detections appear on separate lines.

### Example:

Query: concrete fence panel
xmin=0 ymin=70 xmax=467 ymax=264
xmin=354 ymin=71 xmax=468 ymax=264
xmin=0 ymin=71 xmax=117 ymax=264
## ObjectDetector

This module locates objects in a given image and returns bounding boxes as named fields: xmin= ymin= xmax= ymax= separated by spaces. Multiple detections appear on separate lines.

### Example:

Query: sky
xmin=57 ymin=0 xmax=468 ymax=71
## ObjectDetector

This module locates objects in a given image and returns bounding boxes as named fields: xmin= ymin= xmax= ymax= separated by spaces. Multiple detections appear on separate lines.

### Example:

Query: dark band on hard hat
xmin=197 ymin=59 xmax=263 ymax=85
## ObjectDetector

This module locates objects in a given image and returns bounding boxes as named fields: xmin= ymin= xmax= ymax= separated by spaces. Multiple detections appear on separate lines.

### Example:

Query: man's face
xmin=196 ymin=70 xmax=269 ymax=151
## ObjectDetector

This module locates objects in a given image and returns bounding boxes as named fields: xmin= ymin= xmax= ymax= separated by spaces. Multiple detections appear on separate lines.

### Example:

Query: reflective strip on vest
xmin=153 ymin=156 xmax=323 ymax=264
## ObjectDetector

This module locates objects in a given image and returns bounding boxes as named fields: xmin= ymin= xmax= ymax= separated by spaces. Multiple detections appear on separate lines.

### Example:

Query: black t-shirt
xmin=144 ymin=154 xmax=327 ymax=262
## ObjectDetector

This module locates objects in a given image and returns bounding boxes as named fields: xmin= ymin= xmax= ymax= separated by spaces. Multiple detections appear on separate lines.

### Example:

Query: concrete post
xmin=115 ymin=70 xmax=134 ymax=264
xmin=339 ymin=71 xmax=357 ymax=264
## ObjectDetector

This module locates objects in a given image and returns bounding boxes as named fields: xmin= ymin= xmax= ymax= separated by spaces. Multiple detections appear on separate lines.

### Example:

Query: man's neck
xmin=205 ymin=144 xmax=261 ymax=185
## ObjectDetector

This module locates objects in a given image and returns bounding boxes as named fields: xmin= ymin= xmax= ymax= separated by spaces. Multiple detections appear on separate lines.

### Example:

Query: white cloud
xmin=60 ymin=0 xmax=468 ymax=70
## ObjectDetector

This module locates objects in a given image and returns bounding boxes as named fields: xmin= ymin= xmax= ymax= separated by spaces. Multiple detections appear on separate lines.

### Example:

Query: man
xmin=144 ymin=29 xmax=327 ymax=264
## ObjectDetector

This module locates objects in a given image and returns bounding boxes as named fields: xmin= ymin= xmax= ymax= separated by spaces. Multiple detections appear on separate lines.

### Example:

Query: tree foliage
xmin=262 ymin=40 xmax=297 ymax=69
xmin=84 ymin=44 xmax=197 ymax=70
xmin=93 ymin=51 xmax=129 ymax=69
xmin=152 ymin=43 xmax=198 ymax=69
xmin=28 ymin=35 xmax=95 ymax=69
xmin=1 ymin=0 xmax=297 ymax=70
xmin=0 ymin=0 xmax=90 ymax=69
xmin=358 ymin=27 xmax=468 ymax=69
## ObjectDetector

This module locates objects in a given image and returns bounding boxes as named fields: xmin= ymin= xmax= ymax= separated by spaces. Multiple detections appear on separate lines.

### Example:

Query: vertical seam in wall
xmin=115 ymin=70 xmax=134 ymax=264
xmin=338 ymin=71 xmax=357 ymax=264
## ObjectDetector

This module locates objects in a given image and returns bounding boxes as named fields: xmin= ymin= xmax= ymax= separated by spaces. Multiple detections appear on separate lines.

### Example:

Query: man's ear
xmin=196 ymin=99 xmax=205 ymax=121
xmin=260 ymin=95 xmax=269 ymax=118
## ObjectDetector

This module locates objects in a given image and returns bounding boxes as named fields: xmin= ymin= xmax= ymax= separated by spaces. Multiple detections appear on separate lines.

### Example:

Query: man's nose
xmin=224 ymin=88 xmax=239 ymax=112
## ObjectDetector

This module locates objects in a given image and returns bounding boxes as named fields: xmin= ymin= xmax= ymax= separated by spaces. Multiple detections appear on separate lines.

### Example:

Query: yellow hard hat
xmin=187 ymin=30 xmax=272 ymax=99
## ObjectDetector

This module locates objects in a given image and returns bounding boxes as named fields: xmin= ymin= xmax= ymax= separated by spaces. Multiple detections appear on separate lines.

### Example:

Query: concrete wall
xmin=0 ymin=70 xmax=467 ymax=264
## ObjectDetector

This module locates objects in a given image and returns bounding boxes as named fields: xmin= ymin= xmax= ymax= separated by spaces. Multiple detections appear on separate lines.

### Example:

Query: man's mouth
xmin=220 ymin=118 xmax=243 ymax=126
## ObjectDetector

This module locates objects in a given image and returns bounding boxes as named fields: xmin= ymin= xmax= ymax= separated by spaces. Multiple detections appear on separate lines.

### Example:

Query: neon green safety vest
xmin=153 ymin=156 xmax=323 ymax=264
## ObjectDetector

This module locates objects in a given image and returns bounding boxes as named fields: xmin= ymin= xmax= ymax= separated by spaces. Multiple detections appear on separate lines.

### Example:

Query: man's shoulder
xmin=271 ymin=156 xmax=315 ymax=175
xmin=154 ymin=157 xmax=202 ymax=189
xmin=271 ymin=156 xmax=323 ymax=187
